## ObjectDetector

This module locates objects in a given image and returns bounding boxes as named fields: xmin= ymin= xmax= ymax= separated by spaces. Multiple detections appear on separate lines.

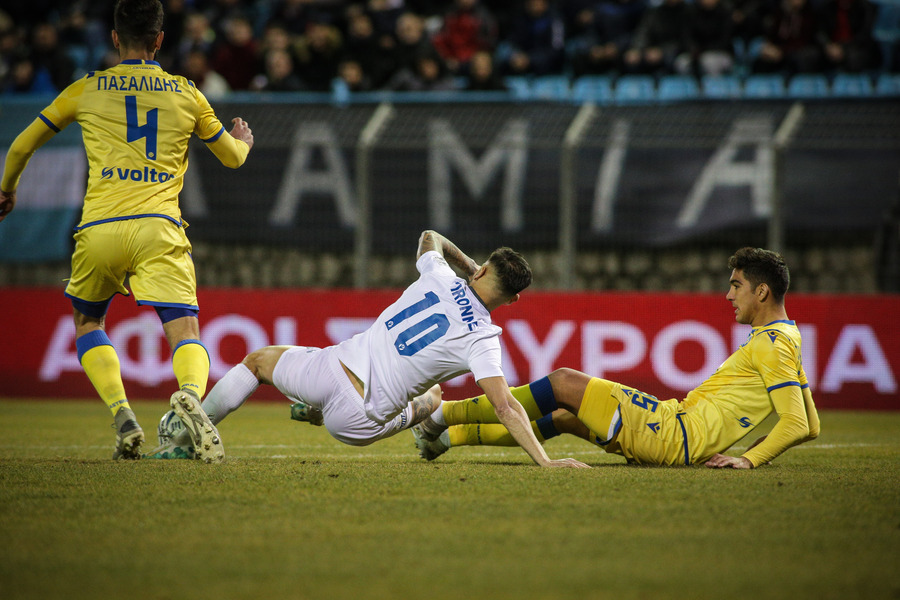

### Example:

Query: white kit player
xmin=148 ymin=230 xmax=589 ymax=468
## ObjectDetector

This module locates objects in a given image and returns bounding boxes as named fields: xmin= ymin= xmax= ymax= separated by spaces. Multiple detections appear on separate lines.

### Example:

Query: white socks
xmin=430 ymin=402 xmax=447 ymax=426
xmin=201 ymin=363 xmax=260 ymax=425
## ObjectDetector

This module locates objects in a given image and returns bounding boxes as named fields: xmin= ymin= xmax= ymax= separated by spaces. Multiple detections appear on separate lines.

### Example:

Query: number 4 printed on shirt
xmin=125 ymin=96 xmax=158 ymax=160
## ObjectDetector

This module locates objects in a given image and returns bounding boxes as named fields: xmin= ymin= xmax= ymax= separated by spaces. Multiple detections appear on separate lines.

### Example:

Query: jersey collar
xmin=120 ymin=59 xmax=161 ymax=67
xmin=762 ymin=319 xmax=796 ymax=327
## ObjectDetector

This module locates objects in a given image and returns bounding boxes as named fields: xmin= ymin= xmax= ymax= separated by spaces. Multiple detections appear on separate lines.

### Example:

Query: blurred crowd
xmin=1 ymin=0 xmax=897 ymax=97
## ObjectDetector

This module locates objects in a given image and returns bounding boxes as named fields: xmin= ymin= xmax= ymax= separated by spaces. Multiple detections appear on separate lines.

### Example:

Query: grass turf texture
xmin=1 ymin=400 xmax=898 ymax=600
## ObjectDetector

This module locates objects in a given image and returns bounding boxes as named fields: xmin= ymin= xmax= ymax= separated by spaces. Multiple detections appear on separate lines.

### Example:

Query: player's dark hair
xmin=728 ymin=247 xmax=790 ymax=303
xmin=114 ymin=0 xmax=164 ymax=53
xmin=487 ymin=247 xmax=532 ymax=297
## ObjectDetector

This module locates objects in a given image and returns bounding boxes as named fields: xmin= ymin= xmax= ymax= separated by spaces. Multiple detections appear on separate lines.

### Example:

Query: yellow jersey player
xmin=412 ymin=247 xmax=820 ymax=468
xmin=0 ymin=0 xmax=254 ymax=462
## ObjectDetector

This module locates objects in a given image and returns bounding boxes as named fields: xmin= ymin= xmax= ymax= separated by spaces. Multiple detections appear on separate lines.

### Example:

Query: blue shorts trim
xmin=67 ymin=293 xmax=117 ymax=318
xmin=76 ymin=330 xmax=112 ymax=362
xmin=74 ymin=214 xmax=182 ymax=231
xmin=155 ymin=306 xmax=199 ymax=323
xmin=139 ymin=300 xmax=199 ymax=311
xmin=675 ymin=413 xmax=690 ymax=466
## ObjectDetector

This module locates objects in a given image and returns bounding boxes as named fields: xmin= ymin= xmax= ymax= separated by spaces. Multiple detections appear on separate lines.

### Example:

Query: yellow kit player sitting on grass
xmin=0 ymin=0 xmax=254 ymax=462
xmin=408 ymin=247 xmax=821 ymax=468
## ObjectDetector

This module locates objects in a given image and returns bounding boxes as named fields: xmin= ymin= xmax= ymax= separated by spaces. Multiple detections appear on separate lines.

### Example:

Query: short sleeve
xmin=416 ymin=251 xmax=455 ymax=278
xmin=468 ymin=335 xmax=504 ymax=383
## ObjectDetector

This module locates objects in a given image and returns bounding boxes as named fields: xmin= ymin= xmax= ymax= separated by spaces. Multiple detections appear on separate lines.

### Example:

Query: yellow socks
xmin=446 ymin=411 xmax=564 ymax=448
xmin=172 ymin=339 xmax=210 ymax=399
xmin=76 ymin=331 xmax=129 ymax=416
xmin=442 ymin=376 xmax=559 ymax=425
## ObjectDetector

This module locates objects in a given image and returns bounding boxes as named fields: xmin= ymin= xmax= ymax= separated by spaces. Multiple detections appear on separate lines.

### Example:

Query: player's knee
xmin=241 ymin=345 xmax=291 ymax=384
xmin=547 ymin=368 xmax=590 ymax=413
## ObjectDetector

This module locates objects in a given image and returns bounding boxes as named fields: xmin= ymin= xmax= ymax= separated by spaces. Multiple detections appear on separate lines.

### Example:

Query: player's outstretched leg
xmin=112 ymin=406 xmax=145 ymax=460
xmin=170 ymin=389 xmax=224 ymax=464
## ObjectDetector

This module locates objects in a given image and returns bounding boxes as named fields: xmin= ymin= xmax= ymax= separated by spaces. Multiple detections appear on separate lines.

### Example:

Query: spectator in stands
xmin=28 ymin=23 xmax=75 ymax=92
xmin=730 ymin=0 xmax=768 ymax=42
xmin=676 ymin=0 xmax=735 ymax=76
xmin=253 ymin=47 xmax=305 ymax=91
xmin=432 ymin=0 xmax=498 ymax=75
xmin=211 ymin=14 xmax=260 ymax=91
xmin=753 ymin=0 xmax=821 ymax=74
xmin=294 ymin=19 xmax=343 ymax=91
xmin=390 ymin=12 xmax=436 ymax=76
xmin=0 ymin=12 xmax=19 ymax=88
xmin=466 ymin=49 xmax=507 ymax=90
xmin=205 ymin=0 xmax=260 ymax=40
xmin=3 ymin=57 xmax=57 ymax=94
xmin=343 ymin=9 xmax=395 ymax=87
xmin=623 ymin=0 xmax=690 ymax=74
xmin=181 ymin=48 xmax=231 ymax=99
xmin=560 ymin=0 xmax=600 ymax=42
xmin=502 ymin=0 xmax=566 ymax=76
xmin=366 ymin=0 xmax=406 ymax=40
xmin=817 ymin=0 xmax=880 ymax=72
xmin=387 ymin=47 xmax=457 ymax=90
xmin=337 ymin=58 xmax=374 ymax=91
xmin=570 ymin=0 xmax=647 ymax=76
xmin=175 ymin=12 xmax=217 ymax=72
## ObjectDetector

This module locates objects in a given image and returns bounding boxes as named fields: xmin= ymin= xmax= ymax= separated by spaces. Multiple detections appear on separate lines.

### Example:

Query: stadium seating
xmin=614 ymin=75 xmax=656 ymax=104
xmin=786 ymin=74 xmax=830 ymax=99
xmin=531 ymin=75 xmax=571 ymax=101
xmin=831 ymin=73 xmax=875 ymax=97
xmin=658 ymin=75 xmax=700 ymax=101
xmin=504 ymin=76 xmax=531 ymax=100
xmin=572 ymin=76 xmax=614 ymax=103
xmin=876 ymin=73 xmax=900 ymax=96
xmin=701 ymin=74 xmax=743 ymax=99
xmin=743 ymin=74 xmax=786 ymax=98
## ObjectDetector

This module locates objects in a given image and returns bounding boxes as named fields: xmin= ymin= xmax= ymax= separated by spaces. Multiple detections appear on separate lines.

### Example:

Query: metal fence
xmin=0 ymin=95 xmax=898 ymax=292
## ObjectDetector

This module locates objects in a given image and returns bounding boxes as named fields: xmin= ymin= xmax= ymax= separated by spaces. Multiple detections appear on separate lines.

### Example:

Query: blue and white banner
xmin=0 ymin=148 xmax=85 ymax=261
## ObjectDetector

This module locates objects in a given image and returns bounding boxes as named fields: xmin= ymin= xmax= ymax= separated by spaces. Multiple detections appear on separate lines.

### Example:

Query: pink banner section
xmin=2 ymin=288 xmax=897 ymax=410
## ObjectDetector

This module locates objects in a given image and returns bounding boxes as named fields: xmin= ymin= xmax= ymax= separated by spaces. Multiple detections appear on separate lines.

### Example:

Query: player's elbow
xmin=219 ymin=155 xmax=246 ymax=169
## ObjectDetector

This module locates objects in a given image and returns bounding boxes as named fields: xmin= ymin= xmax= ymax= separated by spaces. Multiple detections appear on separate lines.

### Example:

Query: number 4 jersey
xmin=335 ymin=251 xmax=506 ymax=424
xmin=33 ymin=59 xmax=248 ymax=228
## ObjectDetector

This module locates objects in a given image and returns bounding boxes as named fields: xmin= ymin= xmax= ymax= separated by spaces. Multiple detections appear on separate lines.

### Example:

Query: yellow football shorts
xmin=65 ymin=217 xmax=198 ymax=309
xmin=579 ymin=377 xmax=692 ymax=466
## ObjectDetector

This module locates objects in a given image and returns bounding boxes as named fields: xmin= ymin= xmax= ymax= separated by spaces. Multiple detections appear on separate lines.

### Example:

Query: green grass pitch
xmin=1 ymin=399 xmax=898 ymax=600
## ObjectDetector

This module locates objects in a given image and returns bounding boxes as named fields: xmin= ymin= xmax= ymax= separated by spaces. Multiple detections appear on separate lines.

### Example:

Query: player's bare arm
xmin=416 ymin=230 xmax=479 ymax=277
xmin=479 ymin=376 xmax=590 ymax=468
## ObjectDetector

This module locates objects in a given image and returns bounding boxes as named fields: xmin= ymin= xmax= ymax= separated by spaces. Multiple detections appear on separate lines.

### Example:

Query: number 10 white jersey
xmin=334 ymin=251 xmax=505 ymax=424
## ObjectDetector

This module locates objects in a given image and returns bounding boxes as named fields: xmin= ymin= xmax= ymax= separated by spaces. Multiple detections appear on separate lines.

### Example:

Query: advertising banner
xmin=1 ymin=288 xmax=896 ymax=410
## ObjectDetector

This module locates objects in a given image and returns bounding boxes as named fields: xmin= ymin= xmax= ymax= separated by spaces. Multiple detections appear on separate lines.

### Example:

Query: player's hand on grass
xmin=546 ymin=457 xmax=591 ymax=468
xmin=0 ymin=189 xmax=16 ymax=222
xmin=230 ymin=117 xmax=254 ymax=149
xmin=704 ymin=454 xmax=752 ymax=469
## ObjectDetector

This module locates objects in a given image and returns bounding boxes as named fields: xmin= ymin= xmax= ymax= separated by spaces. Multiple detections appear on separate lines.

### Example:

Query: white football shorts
xmin=272 ymin=345 xmax=413 ymax=446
